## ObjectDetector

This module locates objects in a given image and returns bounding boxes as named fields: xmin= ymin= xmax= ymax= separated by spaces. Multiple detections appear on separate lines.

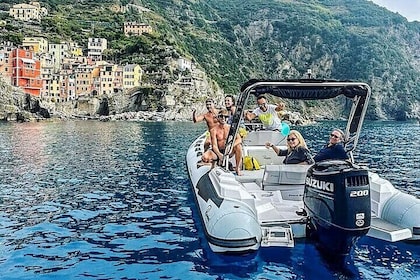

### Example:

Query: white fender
xmin=381 ymin=191 xmax=420 ymax=240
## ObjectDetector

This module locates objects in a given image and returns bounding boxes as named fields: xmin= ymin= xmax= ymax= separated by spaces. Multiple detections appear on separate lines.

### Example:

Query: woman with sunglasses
xmin=265 ymin=130 xmax=314 ymax=165
xmin=313 ymin=128 xmax=348 ymax=162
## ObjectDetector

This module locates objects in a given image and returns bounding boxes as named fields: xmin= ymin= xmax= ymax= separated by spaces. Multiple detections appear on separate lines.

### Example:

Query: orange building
xmin=11 ymin=48 xmax=42 ymax=96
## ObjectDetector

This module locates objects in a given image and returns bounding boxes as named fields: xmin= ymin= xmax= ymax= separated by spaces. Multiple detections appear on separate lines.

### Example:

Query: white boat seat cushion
xmin=243 ymin=130 xmax=287 ymax=146
xmin=243 ymin=146 xmax=285 ymax=166
xmin=263 ymin=164 xmax=311 ymax=185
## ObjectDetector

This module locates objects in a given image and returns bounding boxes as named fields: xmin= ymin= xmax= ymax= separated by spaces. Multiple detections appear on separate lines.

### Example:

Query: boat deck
xmin=234 ymin=169 xmax=306 ymax=224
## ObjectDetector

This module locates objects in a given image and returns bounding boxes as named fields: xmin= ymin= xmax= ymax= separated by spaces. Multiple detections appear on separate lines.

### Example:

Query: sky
xmin=370 ymin=0 xmax=420 ymax=22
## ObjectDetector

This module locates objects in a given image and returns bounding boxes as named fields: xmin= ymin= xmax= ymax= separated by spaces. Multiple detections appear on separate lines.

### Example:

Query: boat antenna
xmin=306 ymin=69 xmax=312 ymax=79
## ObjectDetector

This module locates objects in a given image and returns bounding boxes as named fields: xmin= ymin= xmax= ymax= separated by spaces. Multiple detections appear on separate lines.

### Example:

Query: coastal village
xmin=0 ymin=1 xmax=222 ymax=121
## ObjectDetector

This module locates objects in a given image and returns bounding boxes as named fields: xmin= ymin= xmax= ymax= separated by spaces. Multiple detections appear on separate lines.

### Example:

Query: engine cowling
xmin=304 ymin=160 xmax=371 ymax=255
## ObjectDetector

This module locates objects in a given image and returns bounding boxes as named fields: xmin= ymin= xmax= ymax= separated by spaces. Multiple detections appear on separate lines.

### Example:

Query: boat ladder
xmin=261 ymin=224 xmax=294 ymax=248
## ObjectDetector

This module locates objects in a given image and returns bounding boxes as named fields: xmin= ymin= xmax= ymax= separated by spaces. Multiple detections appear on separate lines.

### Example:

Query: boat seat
xmin=243 ymin=130 xmax=287 ymax=146
xmin=243 ymin=146 xmax=286 ymax=166
xmin=262 ymin=165 xmax=310 ymax=201
xmin=263 ymin=164 xmax=310 ymax=185
xmin=235 ymin=169 xmax=265 ymax=184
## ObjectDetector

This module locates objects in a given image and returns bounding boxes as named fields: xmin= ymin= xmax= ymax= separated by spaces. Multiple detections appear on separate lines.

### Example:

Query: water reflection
xmin=0 ymin=120 xmax=418 ymax=279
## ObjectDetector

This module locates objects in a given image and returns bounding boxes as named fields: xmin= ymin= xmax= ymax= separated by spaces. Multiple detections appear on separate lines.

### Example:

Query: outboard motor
xmin=304 ymin=160 xmax=371 ymax=256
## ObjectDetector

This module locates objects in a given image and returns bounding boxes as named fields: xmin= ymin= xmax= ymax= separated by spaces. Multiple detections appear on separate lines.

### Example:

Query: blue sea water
xmin=0 ymin=120 xmax=419 ymax=280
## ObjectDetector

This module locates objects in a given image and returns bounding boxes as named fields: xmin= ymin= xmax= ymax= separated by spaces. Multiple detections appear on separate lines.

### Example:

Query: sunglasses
xmin=218 ymin=115 xmax=229 ymax=119
xmin=287 ymin=137 xmax=297 ymax=142
xmin=330 ymin=134 xmax=340 ymax=139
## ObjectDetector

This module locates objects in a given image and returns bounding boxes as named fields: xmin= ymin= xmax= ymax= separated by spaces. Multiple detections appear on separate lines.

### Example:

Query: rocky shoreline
xmin=0 ymin=75 xmax=320 ymax=125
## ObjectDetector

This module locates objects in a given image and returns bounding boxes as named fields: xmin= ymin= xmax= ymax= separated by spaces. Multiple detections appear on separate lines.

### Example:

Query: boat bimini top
xmin=223 ymin=79 xmax=371 ymax=166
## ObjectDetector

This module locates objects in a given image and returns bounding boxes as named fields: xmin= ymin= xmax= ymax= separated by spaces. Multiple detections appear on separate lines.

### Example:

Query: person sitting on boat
xmin=201 ymin=109 xmax=243 ymax=175
xmin=313 ymin=129 xmax=349 ymax=162
xmin=192 ymin=98 xmax=219 ymax=150
xmin=226 ymin=94 xmax=248 ymax=138
xmin=265 ymin=130 xmax=314 ymax=165
xmin=245 ymin=94 xmax=285 ymax=130
xmin=225 ymin=94 xmax=236 ymax=124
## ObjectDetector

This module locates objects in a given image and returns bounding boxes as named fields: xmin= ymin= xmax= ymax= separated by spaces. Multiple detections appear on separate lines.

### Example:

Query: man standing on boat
xmin=201 ymin=109 xmax=243 ymax=176
xmin=245 ymin=95 xmax=285 ymax=130
xmin=192 ymin=98 xmax=219 ymax=150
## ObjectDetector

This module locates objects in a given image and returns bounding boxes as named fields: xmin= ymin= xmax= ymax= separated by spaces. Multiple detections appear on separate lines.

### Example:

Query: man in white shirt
xmin=245 ymin=95 xmax=284 ymax=130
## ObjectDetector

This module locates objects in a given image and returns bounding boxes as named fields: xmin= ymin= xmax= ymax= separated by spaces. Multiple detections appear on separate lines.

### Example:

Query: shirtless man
xmin=202 ymin=109 xmax=243 ymax=175
xmin=192 ymin=98 xmax=219 ymax=150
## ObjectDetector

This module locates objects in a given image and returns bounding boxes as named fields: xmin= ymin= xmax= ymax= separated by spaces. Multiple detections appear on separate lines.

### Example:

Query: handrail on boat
xmin=222 ymin=79 xmax=371 ymax=169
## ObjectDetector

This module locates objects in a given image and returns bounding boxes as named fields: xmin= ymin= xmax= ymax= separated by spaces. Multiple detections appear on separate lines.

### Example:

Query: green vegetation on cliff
xmin=1 ymin=0 xmax=419 ymax=120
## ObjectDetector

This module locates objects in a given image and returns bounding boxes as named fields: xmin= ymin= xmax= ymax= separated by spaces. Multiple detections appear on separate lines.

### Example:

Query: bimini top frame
xmin=223 ymin=79 xmax=371 ymax=166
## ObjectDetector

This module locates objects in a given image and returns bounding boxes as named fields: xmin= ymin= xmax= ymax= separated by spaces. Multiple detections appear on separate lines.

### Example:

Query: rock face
xmin=0 ymin=73 xmax=315 ymax=125
xmin=0 ymin=77 xmax=50 ymax=122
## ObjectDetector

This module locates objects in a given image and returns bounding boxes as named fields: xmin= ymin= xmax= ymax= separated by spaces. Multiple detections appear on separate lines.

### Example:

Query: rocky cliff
xmin=0 ymin=76 xmax=50 ymax=122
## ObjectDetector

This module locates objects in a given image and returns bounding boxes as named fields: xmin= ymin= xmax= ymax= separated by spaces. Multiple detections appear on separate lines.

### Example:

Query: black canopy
xmin=240 ymin=79 xmax=370 ymax=100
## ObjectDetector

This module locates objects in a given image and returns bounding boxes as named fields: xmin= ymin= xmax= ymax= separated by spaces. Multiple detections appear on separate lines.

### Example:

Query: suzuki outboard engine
xmin=304 ymin=160 xmax=371 ymax=256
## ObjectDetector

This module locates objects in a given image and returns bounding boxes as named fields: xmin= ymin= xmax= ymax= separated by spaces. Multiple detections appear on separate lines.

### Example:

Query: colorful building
xmin=0 ymin=42 xmax=15 ymax=81
xmin=22 ymin=37 xmax=49 ymax=54
xmin=75 ymin=64 xmax=94 ymax=96
xmin=124 ymin=22 xmax=152 ymax=36
xmin=87 ymin=38 xmax=107 ymax=62
xmin=9 ymin=2 xmax=45 ymax=22
xmin=123 ymin=64 xmax=142 ymax=89
xmin=10 ymin=48 xmax=42 ymax=96
xmin=99 ymin=63 xmax=120 ymax=95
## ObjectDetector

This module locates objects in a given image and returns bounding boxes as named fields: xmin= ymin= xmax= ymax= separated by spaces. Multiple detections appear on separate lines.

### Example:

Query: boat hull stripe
xmin=197 ymin=172 xmax=223 ymax=207
xmin=189 ymin=171 xmax=258 ymax=250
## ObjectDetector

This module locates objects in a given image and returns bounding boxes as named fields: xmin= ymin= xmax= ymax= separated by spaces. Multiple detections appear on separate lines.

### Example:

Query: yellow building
xmin=123 ymin=64 xmax=142 ymax=89
xmin=22 ymin=37 xmax=49 ymax=54
xmin=99 ymin=63 xmax=120 ymax=95
xmin=66 ymin=41 xmax=83 ymax=57
xmin=43 ymin=74 xmax=61 ymax=102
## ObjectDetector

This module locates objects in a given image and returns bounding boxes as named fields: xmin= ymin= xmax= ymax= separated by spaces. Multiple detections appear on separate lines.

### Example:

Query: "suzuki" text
xmin=306 ymin=178 xmax=334 ymax=192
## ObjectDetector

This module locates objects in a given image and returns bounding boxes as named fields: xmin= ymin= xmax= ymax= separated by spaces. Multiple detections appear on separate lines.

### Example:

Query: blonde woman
xmin=265 ymin=130 xmax=314 ymax=165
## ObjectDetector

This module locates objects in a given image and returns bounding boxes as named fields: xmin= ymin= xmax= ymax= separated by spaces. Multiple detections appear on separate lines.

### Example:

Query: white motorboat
xmin=186 ymin=79 xmax=420 ymax=255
